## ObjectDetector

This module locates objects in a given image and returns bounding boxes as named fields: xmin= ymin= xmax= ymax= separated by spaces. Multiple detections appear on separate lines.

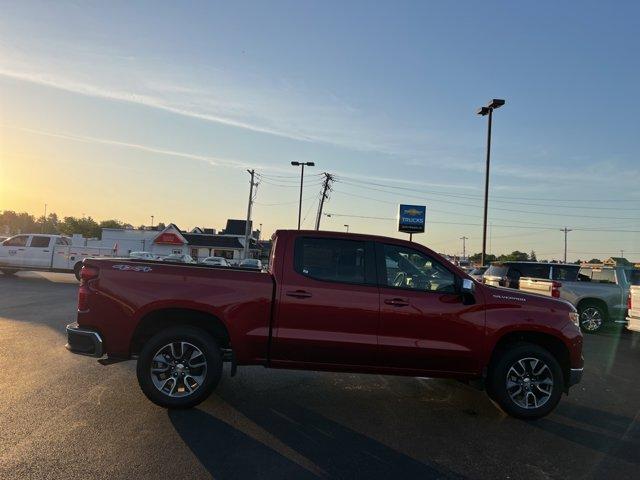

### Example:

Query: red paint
xmin=153 ymin=233 xmax=184 ymax=245
xmin=77 ymin=230 xmax=583 ymax=379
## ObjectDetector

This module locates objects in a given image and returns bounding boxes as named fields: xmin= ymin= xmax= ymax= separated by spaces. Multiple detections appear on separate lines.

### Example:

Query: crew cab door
xmin=376 ymin=242 xmax=484 ymax=374
xmin=0 ymin=235 xmax=30 ymax=267
xmin=24 ymin=235 xmax=54 ymax=268
xmin=272 ymin=236 xmax=379 ymax=366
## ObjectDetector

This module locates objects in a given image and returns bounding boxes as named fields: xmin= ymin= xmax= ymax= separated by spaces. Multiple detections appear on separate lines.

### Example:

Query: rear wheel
xmin=488 ymin=342 xmax=563 ymax=419
xmin=1 ymin=269 xmax=17 ymax=276
xmin=578 ymin=303 xmax=605 ymax=333
xmin=136 ymin=326 xmax=222 ymax=408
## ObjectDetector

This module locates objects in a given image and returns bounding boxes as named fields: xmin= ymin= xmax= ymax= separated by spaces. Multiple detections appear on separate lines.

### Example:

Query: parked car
xmin=0 ymin=234 xmax=115 ymax=280
xmin=468 ymin=266 xmax=488 ymax=282
xmin=201 ymin=256 xmax=230 ymax=267
xmin=239 ymin=258 xmax=262 ymax=270
xmin=483 ymin=262 xmax=570 ymax=289
xmin=161 ymin=253 xmax=195 ymax=264
xmin=66 ymin=230 xmax=583 ymax=419
xmin=519 ymin=265 xmax=637 ymax=333
xmin=129 ymin=251 xmax=156 ymax=261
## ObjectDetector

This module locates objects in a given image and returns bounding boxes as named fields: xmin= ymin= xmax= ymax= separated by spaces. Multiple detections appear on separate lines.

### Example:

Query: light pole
xmin=151 ymin=215 xmax=154 ymax=228
xmin=344 ymin=224 xmax=349 ymax=233
xmin=291 ymin=161 xmax=315 ymax=229
xmin=477 ymin=99 xmax=505 ymax=266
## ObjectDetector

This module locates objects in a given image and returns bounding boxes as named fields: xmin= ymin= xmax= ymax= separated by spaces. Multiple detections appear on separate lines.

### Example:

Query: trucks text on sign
xmin=398 ymin=204 xmax=426 ymax=234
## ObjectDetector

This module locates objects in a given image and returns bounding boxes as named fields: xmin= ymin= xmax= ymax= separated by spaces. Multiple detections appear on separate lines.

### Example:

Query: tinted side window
xmin=552 ymin=265 xmax=579 ymax=281
xmin=3 ymin=235 xmax=29 ymax=247
xmin=30 ymin=236 xmax=51 ymax=248
xmin=55 ymin=237 xmax=70 ymax=246
xmin=295 ymin=238 xmax=366 ymax=284
xmin=381 ymin=244 xmax=456 ymax=293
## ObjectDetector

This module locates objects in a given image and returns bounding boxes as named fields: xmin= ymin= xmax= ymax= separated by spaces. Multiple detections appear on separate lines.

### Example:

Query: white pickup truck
xmin=0 ymin=234 xmax=115 ymax=280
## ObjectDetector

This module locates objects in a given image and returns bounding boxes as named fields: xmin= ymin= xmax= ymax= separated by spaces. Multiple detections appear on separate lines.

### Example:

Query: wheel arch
xmin=488 ymin=330 xmax=571 ymax=390
xmin=576 ymin=297 xmax=608 ymax=320
xmin=130 ymin=308 xmax=231 ymax=356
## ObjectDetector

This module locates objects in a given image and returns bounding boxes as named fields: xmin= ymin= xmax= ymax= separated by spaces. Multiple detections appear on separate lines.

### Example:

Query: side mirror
xmin=461 ymin=278 xmax=475 ymax=294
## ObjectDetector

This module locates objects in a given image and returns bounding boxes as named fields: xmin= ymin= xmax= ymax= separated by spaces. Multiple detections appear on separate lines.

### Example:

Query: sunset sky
xmin=1 ymin=1 xmax=638 ymax=260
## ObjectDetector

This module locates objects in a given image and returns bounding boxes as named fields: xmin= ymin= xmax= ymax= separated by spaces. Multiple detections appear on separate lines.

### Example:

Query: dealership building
xmin=81 ymin=219 xmax=263 ymax=262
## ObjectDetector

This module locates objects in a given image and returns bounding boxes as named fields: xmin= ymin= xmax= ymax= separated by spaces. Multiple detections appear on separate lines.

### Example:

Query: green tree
xmin=58 ymin=216 xmax=101 ymax=238
xmin=498 ymin=251 xmax=529 ymax=262
xmin=469 ymin=252 xmax=496 ymax=264
xmin=528 ymin=250 xmax=537 ymax=261
xmin=588 ymin=258 xmax=601 ymax=264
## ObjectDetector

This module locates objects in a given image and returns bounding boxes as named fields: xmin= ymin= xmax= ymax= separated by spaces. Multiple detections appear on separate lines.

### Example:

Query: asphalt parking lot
xmin=0 ymin=272 xmax=638 ymax=480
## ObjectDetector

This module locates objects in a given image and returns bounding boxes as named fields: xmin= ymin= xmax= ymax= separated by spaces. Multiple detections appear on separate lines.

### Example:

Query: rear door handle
xmin=286 ymin=290 xmax=313 ymax=299
xmin=384 ymin=298 xmax=410 ymax=307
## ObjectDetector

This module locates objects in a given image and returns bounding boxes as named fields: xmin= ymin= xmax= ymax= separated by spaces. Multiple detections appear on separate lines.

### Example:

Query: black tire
xmin=1 ymin=269 xmax=17 ymax=276
xmin=136 ymin=326 xmax=222 ymax=409
xmin=73 ymin=263 xmax=83 ymax=281
xmin=578 ymin=302 xmax=606 ymax=333
xmin=488 ymin=342 xmax=563 ymax=420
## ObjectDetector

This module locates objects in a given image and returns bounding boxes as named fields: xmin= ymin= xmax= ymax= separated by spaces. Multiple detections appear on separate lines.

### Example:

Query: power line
xmin=336 ymin=175 xmax=637 ymax=204
xmin=335 ymin=178 xmax=640 ymax=221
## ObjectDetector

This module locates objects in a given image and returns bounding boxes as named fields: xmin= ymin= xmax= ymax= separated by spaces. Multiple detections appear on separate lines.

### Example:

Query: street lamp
xmin=477 ymin=99 xmax=505 ymax=266
xmin=344 ymin=224 xmax=349 ymax=233
xmin=291 ymin=161 xmax=315 ymax=229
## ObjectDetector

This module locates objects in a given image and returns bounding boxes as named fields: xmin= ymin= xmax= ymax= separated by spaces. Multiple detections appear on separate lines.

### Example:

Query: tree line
xmin=0 ymin=210 xmax=165 ymax=239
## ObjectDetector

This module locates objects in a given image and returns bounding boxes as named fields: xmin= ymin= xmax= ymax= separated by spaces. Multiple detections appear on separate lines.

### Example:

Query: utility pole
xmin=621 ymin=249 xmax=625 ymax=258
xmin=460 ymin=236 xmax=468 ymax=260
xmin=243 ymin=169 xmax=258 ymax=260
xmin=560 ymin=227 xmax=572 ymax=263
xmin=315 ymin=172 xmax=334 ymax=230
xmin=344 ymin=224 xmax=349 ymax=233
xmin=151 ymin=215 xmax=154 ymax=228
xmin=42 ymin=203 xmax=47 ymax=233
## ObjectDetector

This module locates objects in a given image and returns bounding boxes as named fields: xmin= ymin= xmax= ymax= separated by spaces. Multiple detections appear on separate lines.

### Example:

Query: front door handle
xmin=286 ymin=290 xmax=313 ymax=299
xmin=384 ymin=298 xmax=409 ymax=307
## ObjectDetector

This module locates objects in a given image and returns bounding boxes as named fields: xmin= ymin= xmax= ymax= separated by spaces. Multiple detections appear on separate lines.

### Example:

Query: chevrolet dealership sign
xmin=398 ymin=204 xmax=426 ymax=234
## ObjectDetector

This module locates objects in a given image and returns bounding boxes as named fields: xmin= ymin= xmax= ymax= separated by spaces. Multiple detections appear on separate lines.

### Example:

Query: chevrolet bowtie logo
xmin=404 ymin=208 xmax=422 ymax=216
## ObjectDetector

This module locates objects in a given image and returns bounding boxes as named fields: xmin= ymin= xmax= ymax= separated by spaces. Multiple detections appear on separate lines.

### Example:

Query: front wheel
xmin=488 ymin=343 xmax=563 ymax=419
xmin=136 ymin=326 xmax=222 ymax=408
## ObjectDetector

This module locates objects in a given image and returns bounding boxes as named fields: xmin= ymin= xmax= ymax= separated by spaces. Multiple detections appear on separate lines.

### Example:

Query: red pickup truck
xmin=66 ymin=230 xmax=583 ymax=419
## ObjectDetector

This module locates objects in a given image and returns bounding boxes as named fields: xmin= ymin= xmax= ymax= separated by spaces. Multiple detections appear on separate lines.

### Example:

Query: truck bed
xmin=79 ymin=257 xmax=275 ymax=363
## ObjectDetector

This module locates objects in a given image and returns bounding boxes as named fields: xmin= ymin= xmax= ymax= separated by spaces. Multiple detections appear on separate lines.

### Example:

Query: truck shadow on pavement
xmin=169 ymin=397 xmax=464 ymax=480
xmin=533 ymin=403 xmax=639 ymax=466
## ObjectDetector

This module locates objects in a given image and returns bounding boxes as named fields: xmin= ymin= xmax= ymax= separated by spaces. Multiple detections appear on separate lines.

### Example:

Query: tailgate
xmin=519 ymin=277 xmax=553 ymax=297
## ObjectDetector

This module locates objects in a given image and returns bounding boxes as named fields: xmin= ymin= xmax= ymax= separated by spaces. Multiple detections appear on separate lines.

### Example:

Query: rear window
xmin=295 ymin=237 xmax=367 ymax=284
xmin=485 ymin=264 xmax=508 ymax=277
xmin=516 ymin=263 xmax=551 ymax=279
xmin=552 ymin=265 xmax=579 ymax=281
xmin=591 ymin=269 xmax=616 ymax=284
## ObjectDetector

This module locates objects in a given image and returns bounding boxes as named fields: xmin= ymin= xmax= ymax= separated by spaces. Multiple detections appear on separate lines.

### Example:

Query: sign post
xmin=398 ymin=204 xmax=426 ymax=241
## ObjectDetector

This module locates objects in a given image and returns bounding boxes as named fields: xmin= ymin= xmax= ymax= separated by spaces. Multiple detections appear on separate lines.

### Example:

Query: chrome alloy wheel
xmin=506 ymin=357 xmax=554 ymax=409
xmin=580 ymin=307 xmax=603 ymax=332
xmin=150 ymin=342 xmax=207 ymax=398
